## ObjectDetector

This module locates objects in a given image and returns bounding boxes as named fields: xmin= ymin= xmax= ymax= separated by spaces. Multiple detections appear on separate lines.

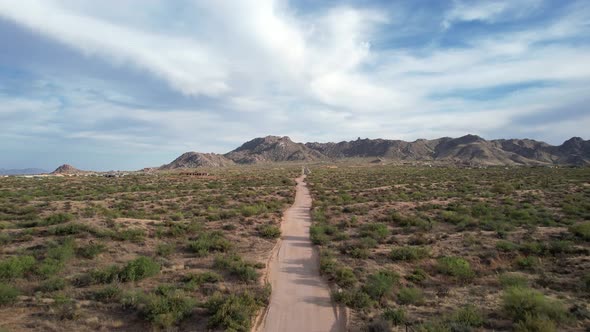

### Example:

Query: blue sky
xmin=0 ymin=0 xmax=589 ymax=171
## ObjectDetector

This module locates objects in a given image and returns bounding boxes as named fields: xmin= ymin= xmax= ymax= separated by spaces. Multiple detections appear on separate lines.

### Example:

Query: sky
xmin=0 ymin=0 xmax=589 ymax=171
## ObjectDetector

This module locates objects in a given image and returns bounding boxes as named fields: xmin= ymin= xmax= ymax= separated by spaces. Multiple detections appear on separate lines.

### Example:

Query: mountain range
xmin=160 ymin=135 xmax=590 ymax=169
xmin=0 ymin=168 xmax=47 ymax=175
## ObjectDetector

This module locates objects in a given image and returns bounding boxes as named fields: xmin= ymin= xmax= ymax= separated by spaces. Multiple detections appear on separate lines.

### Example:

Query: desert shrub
xmin=47 ymin=238 xmax=76 ymax=261
xmin=89 ymin=265 xmax=121 ymax=284
xmin=93 ymin=285 xmax=121 ymax=302
xmin=51 ymin=294 xmax=79 ymax=320
xmin=502 ymin=286 xmax=569 ymax=324
xmin=334 ymin=267 xmax=357 ymax=288
xmin=407 ymin=268 xmax=428 ymax=284
xmin=170 ymin=212 xmax=184 ymax=221
xmin=547 ymin=240 xmax=574 ymax=255
xmin=499 ymin=273 xmax=528 ymax=288
xmin=0 ymin=283 xmax=19 ymax=305
xmin=240 ymin=204 xmax=267 ymax=217
xmin=382 ymin=307 xmax=406 ymax=325
xmin=43 ymin=213 xmax=74 ymax=226
xmin=139 ymin=290 xmax=196 ymax=328
xmin=569 ymin=221 xmax=590 ymax=240
xmin=119 ymin=256 xmax=160 ymax=282
xmin=492 ymin=182 xmax=514 ymax=194
xmin=78 ymin=243 xmax=106 ymax=259
xmin=38 ymin=278 xmax=67 ymax=292
xmin=183 ymin=271 xmax=222 ymax=290
xmin=333 ymin=289 xmax=373 ymax=309
xmin=114 ymin=229 xmax=145 ymax=243
xmin=213 ymin=254 xmax=259 ymax=282
xmin=156 ymin=243 xmax=175 ymax=257
xmin=496 ymin=240 xmax=519 ymax=252
xmin=363 ymin=270 xmax=400 ymax=300
xmin=437 ymin=256 xmax=474 ymax=281
xmin=189 ymin=231 xmax=232 ymax=257
xmin=390 ymin=246 xmax=430 ymax=261
xmin=48 ymin=223 xmax=91 ymax=236
xmin=319 ymin=250 xmax=337 ymax=276
xmin=515 ymin=256 xmax=539 ymax=270
xmin=257 ymin=224 xmax=281 ymax=239
xmin=205 ymin=292 xmax=260 ymax=331
xmin=440 ymin=210 xmax=473 ymax=225
xmin=520 ymin=241 xmax=546 ymax=256
xmin=514 ymin=313 xmax=556 ymax=332
xmin=447 ymin=305 xmax=484 ymax=328
xmin=0 ymin=255 xmax=36 ymax=280
xmin=397 ymin=287 xmax=424 ymax=305
xmin=359 ymin=223 xmax=389 ymax=242
xmin=310 ymin=224 xmax=330 ymax=245
xmin=348 ymin=246 xmax=370 ymax=259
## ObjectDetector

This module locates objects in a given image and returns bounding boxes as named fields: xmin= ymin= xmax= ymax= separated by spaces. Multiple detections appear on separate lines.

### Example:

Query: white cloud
xmin=0 ymin=0 xmax=589 ymax=170
xmin=442 ymin=0 xmax=542 ymax=29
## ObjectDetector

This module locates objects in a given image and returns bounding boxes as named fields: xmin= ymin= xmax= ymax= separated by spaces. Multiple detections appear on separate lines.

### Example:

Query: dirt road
xmin=257 ymin=175 xmax=346 ymax=332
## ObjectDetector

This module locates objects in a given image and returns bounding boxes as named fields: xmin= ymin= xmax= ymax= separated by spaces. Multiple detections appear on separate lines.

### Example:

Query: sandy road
xmin=257 ymin=175 xmax=346 ymax=332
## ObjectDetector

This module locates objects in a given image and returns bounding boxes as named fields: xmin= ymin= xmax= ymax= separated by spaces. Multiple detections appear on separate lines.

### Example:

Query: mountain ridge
xmin=161 ymin=135 xmax=590 ymax=169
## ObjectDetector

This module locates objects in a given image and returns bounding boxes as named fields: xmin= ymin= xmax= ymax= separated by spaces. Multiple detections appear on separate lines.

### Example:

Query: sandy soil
xmin=257 ymin=176 xmax=346 ymax=332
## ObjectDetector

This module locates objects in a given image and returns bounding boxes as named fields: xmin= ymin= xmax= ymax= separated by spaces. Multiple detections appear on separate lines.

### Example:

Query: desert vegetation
xmin=307 ymin=164 xmax=590 ymax=331
xmin=0 ymin=166 xmax=297 ymax=330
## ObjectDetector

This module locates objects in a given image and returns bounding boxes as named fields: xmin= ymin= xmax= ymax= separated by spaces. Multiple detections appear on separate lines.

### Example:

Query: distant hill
xmin=51 ymin=164 xmax=87 ymax=175
xmin=224 ymin=136 xmax=324 ymax=164
xmin=160 ymin=152 xmax=234 ymax=170
xmin=162 ymin=135 xmax=589 ymax=169
xmin=0 ymin=168 xmax=47 ymax=175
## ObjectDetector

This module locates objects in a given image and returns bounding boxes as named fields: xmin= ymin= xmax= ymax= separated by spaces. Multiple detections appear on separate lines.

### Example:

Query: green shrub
xmin=114 ymin=229 xmax=145 ymax=243
xmin=390 ymin=246 xmax=430 ymax=261
xmin=0 ymin=283 xmax=19 ymax=305
xmin=359 ymin=223 xmax=389 ymax=242
xmin=502 ymin=287 xmax=569 ymax=324
xmin=89 ymin=265 xmax=120 ymax=284
xmin=93 ymin=285 xmax=121 ymax=302
xmin=156 ymin=243 xmax=175 ymax=257
xmin=496 ymin=240 xmax=519 ymax=252
xmin=189 ymin=232 xmax=232 ymax=257
xmin=333 ymin=289 xmax=373 ymax=309
xmin=119 ymin=256 xmax=160 ymax=282
xmin=140 ymin=290 xmax=196 ymax=328
xmin=183 ymin=271 xmax=222 ymax=290
xmin=213 ymin=254 xmax=259 ymax=282
xmin=51 ymin=294 xmax=79 ymax=320
xmin=407 ymin=268 xmax=428 ymax=284
xmin=43 ymin=213 xmax=74 ymax=226
xmin=515 ymin=256 xmax=539 ymax=270
xmin=310 ymin=224 xmax=330 ymax=245
xmin=499 ymin=273 xmax=528 ymax=288
xmin=569 ymin=221 xmax=590 ymax=240
xmin=240 ymin=204 xmax=267 ymax=217
xmin=334 ymin=267 xmax=357 ymax=288
xmin=363 ymin=270 xmax=399 ymax=300
xmin=257 ymin=224 xmax=281 ymax=239
xmin=48 ymin=223 xmax=91 ymax=236
xmin=514 ymin=313 xmax=556 ymax=332
xmin=437 ymin=256 xmax=474 ymax=281
xmin=397 ymin=287 xmax=424 ymax=305
xmin=0 ymin=255 xmax=36 ymax=280
xmin=382 ymin=307 xmax=406 ymax=325
xmin=78 ymin=243 xmax=106 ymax=259
xmin=447 ymin=305 xmax=484 ymax=328
xmin=38 ymin=278 xmax=67 ymax=292
xmin=205 ymin=292 xmax=259 ymax=331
